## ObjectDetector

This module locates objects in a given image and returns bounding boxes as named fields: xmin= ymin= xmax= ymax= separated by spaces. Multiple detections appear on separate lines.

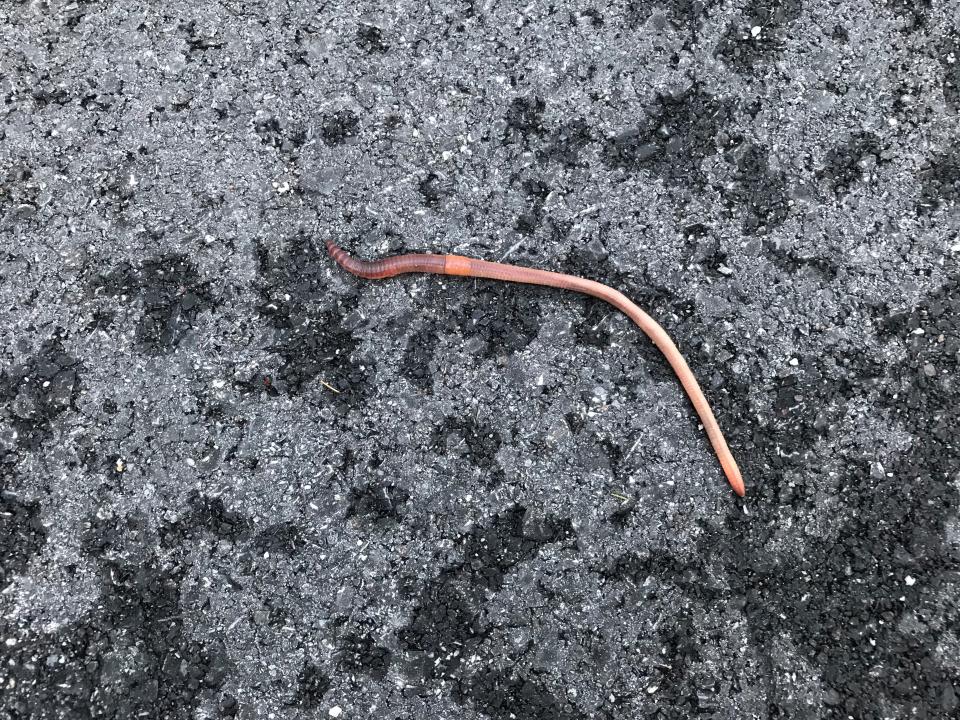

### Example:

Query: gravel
xmin=2 ymin=1 xmax=959 ymax=718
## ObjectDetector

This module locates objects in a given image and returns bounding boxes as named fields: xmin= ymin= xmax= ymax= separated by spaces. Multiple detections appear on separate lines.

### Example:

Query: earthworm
xmin=326 ymin=240 xmax=745 ymax=497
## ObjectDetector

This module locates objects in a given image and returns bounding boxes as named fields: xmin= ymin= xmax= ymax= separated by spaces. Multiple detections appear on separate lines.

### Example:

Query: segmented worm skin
xmin=326 ymin=240 xmax=745 ymax=497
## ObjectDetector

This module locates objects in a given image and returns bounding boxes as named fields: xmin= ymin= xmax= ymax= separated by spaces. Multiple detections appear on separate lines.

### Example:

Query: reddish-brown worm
xmin=326 ymin=240 xmax=745 ymax=497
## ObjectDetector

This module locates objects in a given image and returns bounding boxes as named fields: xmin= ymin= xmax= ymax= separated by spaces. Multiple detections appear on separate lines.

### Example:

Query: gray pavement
xmin=1 ymin=1 xmax=959 ymax=718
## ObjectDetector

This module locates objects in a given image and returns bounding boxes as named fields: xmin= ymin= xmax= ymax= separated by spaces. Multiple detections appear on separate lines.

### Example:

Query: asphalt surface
xmin=2 ymin=1 xmax=959 ymax=718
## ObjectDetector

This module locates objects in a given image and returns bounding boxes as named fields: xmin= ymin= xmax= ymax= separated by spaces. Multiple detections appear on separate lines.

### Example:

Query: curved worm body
xmin=326 ymin=240 xmax=745 ymax=497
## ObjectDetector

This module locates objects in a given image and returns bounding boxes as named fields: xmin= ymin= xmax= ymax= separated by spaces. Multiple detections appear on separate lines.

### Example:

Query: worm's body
xmin=326 ymin=240 xmax=745 ymax=497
